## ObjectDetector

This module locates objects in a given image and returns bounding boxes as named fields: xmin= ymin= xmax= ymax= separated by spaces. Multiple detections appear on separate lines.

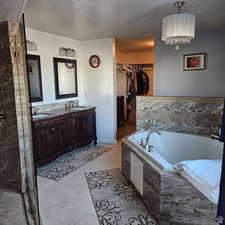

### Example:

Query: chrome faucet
xmin=140 ymin=128 xmax=161 ymax=152
xmin=33 ymin=107 xmax=39 ymax=115
xmin=69 ymin=101 xmax=74 ymax=109
xmin=65 ymin=101 xmax=74 ymax=111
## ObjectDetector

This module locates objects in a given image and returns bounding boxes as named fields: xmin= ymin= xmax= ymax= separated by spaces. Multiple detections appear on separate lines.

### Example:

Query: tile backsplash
xmin=137 ymin=96 xmax=224 ymax=136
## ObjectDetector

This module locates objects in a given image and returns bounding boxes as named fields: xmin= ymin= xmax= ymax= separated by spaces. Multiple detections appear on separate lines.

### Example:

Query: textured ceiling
xmin=0 ymin=0 xmax=27 ymax=22
xmin=24 ymin=0 xmax=225 ymax=40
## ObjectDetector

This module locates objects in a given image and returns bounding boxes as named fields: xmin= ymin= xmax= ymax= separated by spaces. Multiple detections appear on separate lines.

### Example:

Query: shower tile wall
xmin=0 ymin=21 xmax=22 ymax=191
xmin=137 ymin=96 xmax=224 ymax=136
xmin=0 ymin=21 xmax=40 ymax=225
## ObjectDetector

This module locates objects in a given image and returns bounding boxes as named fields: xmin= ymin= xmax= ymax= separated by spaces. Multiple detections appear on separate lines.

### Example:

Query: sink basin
xmin=32 ymin=114 xmax=49 ymax=119
xmin=71 ymin=106 xmax=88 ymax=110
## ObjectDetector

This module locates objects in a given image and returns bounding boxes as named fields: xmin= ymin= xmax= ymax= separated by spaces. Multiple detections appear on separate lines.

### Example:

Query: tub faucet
xmin=140 ymin=129 xmax=161 ymax=152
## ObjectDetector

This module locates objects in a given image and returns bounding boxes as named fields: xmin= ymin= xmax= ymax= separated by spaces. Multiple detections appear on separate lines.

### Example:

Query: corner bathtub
xmin=127 ymin=130 xmax=223 ymax=172
xmin=121 ymin=130 xmax=222 ymax=225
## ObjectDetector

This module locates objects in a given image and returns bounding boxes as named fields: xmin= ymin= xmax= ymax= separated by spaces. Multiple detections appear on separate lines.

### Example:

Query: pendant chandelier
xmin=162 ymin=1 xmax=196 ymax=50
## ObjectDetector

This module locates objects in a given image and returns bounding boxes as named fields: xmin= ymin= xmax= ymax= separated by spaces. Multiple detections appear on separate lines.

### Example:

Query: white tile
xmin=75 ymin=213 xmax=99 ymax=225
xmin=37 ymin=145 xmax=121 ymax=225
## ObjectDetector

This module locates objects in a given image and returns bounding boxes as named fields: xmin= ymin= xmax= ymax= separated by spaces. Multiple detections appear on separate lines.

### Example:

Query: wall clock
xmin=89 ymin=55 xmax=100 ymax=68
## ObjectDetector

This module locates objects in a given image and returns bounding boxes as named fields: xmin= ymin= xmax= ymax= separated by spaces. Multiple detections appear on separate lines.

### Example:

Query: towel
xmin=179 ymin=168 xmax=220 ymax=204
xmin=175 ymin=159 xmax=222 ymax=190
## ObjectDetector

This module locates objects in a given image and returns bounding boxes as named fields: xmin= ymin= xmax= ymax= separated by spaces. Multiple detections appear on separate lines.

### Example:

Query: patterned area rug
xmin=37 ymin=145 xmax=111 ymax=181
xmin=85 ymin=169 xmax=157 ymax=225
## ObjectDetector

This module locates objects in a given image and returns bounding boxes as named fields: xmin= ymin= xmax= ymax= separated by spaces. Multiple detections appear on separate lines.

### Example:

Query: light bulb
xmin=175 ymin=45 xmax=180 ymax=50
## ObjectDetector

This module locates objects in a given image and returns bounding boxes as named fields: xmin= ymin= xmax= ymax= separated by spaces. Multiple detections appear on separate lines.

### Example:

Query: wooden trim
xmin=53 ymin=57 xmax=78 ymax=99
xmin=183 ymin=52 xmax=207 ymax=71
xmin=27 ymin=54 xmax=43 ymax=102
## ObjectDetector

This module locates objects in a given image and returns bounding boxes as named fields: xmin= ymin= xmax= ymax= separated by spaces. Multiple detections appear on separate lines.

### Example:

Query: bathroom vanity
xmin=32 ymin=107 xmax=97 ymax=166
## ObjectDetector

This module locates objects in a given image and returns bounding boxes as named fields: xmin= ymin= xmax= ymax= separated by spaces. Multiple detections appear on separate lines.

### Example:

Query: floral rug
xmin=85 ymin=169 xmax=157 ymax=225
xmin=37 ymin=145 xmax=111 ymax=181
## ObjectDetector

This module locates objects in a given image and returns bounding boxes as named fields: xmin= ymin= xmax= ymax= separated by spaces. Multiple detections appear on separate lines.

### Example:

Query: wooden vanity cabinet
xmin=75 ymin=110 xmax=96 ymax=144
xmin=33 ymin=108 xmax=97 ymax=166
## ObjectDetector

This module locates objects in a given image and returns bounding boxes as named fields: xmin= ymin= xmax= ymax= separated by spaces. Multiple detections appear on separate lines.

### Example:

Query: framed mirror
xmin=53 ymin=57 xmax=78 ymax=99
xmin=27 ymin=55 xmax=43 ymax=102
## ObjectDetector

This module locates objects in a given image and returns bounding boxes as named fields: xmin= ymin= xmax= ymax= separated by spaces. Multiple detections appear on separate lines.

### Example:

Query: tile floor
xmin=37 ymin=143 xmax=121 ymax=225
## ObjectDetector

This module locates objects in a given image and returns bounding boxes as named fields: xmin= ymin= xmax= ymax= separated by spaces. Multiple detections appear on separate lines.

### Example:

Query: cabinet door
xmin=48 ymin=124 xmax=62 ymax=154
xmin=33 ymin=127 xmax=51 ymax=161
xmin=75 ymin=112 xmax=94 ymax=143
xmin=61 ymin=118 xmax=74 ymax=148
xmin=33 ymin=124 xmax=62 ymax=162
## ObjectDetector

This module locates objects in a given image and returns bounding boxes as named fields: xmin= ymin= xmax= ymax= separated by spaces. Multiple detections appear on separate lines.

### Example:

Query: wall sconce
xmin=58 ymin=47 xmax=76 ymax=58
xmin=26 ymin=40 xmax=38 ymax=52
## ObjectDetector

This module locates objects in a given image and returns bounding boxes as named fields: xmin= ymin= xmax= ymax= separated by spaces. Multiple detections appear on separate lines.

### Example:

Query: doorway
xmin=115 ymin=38 xmax=154 ymax=141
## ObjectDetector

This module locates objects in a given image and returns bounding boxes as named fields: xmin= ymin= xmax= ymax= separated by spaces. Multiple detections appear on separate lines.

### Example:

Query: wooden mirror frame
xmin=53 ymin=57 xmax=78 ymax=99
xmin=27 ymin=54 xmax=43 ymax=102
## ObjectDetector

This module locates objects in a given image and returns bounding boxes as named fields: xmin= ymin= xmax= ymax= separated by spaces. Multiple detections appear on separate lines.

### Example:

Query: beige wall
xmin=116 ymin=49 xmax=153 ymax=64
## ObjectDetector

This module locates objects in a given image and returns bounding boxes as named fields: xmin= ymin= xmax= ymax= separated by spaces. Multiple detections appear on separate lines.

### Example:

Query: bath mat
xmin=85 ymin=168 xmax=157 ymax=225
xmin=37 ymin=144 xmax=111 ymax=181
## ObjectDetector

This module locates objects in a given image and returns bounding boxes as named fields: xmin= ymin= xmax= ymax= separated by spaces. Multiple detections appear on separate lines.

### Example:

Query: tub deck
xmin=122 ymin=138 xmax=218 ymax=225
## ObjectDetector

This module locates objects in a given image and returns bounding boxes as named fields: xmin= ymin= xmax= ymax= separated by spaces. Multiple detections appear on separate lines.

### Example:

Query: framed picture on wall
xmin=183 ymin=53 xmax=207 ymax=71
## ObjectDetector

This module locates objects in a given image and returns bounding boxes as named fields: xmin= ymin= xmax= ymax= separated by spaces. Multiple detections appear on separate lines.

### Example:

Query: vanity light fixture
xmin=26 ymin=40 xmax=38 ymax=52
xmin=58 ymin=47 xmax=76 ymax=58
xmin=162 ymin=1 xmax=196 ymax=50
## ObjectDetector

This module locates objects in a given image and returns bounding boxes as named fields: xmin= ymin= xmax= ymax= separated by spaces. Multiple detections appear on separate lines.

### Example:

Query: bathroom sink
xmin=32 ymin=114 xmax=49 ymax=119
xmin=71 ymin=106 xmax=88 ymax=110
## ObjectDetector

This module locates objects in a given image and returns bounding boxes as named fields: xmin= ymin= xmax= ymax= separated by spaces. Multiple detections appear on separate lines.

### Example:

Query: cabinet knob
xmin=0 ymin=113 xmax=5 ymax=120
xmin=41 ymin=131 xmax=48 ymax=135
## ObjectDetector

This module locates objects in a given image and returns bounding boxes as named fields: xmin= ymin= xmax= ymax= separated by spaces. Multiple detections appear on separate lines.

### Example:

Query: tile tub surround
xmin=121 ymin=139 xmax=218 ymax=225
xmin=137 ymin=96 xmax=224 ymax=136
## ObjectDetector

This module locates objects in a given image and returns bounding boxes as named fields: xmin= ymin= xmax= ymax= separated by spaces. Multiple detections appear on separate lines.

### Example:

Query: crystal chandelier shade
xmin=162 ymin=2 xmax=196 ymax=49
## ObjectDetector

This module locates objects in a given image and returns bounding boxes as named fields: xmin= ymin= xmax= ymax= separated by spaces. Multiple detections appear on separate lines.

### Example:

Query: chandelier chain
xmin=174 ymin=1 xmax=185 ymax=14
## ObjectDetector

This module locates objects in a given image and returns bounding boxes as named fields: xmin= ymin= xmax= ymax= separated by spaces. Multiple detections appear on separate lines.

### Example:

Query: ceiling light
xmin=58 ymin=47 xmax=76 ymax=58
xmin=162 ymin=1 xmax=196 ymax=50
